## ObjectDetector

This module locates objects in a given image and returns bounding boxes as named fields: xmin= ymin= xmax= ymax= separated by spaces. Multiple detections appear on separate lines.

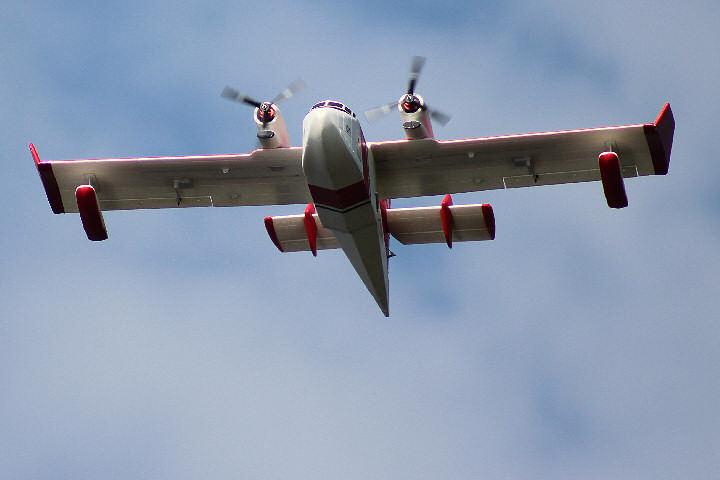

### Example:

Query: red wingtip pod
xmin=440 ymin=194 xmax=453 ymax=248
xmin=75 ymin=185 xmax=108 ymax=241
xmin=264 ymin=217 xmax=284 ymax=252
xmin=598 ymin=152 xmax=628 ymax=209
xmin=304 ymin=203 xmax=318 ymax=257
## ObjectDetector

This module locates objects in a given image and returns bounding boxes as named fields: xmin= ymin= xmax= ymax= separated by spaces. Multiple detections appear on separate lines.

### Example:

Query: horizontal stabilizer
xmin=386 ymin=203 xmax=495 ymax=245
xmin=264 ymin=212 xmax=340 ymax=253
xmin=266 ymin=202 xmax=495 ymax=253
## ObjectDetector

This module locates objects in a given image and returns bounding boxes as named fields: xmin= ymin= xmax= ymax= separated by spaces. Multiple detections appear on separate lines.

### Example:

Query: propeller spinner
xmin=364 ymin=56 xmax=451 ymax=126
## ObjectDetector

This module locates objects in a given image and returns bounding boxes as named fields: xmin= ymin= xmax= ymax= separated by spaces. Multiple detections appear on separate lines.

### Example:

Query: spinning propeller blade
xmin=271 ymin=78 xmax=307 ymax=105
xmin=220 ymin=87 xmax=263 ymax=108
xmin=222 ymin=78 xmax=306 ymax=127
xmin=428 ymin=109 xmax=452 ymax=127
xmin=407 ymin=55 xmax=426 ymax=96
xmin=364 ymin=101 xmax=400 ymax=123
xmin=363 ymin=56 xmax=450 ymax=126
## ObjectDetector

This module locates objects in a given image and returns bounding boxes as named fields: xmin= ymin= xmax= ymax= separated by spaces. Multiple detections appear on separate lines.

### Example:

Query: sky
xmin=2 ymin=0 xmax=719 ymax=478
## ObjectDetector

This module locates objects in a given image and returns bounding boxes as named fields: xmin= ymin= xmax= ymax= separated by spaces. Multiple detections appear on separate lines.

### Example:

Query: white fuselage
xmin=301 ymin=101 xmax=389 ymax=315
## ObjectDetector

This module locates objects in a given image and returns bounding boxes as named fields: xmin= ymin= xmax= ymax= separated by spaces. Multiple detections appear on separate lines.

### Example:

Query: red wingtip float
xmin=32 ymin=58 xmax=674 ymax=315
xmin=599 ymin=152 xmax=628 ymax=209
xmin=75 ymin=185 xmax=108 ymax=241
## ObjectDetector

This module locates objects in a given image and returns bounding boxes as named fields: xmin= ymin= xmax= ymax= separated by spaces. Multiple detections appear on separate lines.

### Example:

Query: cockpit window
xmin=310 ymin=101 xmax=356 ymax=118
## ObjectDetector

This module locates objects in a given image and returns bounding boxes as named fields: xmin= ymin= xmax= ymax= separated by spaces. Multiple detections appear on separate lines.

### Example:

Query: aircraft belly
xmin=332 ymin=220 xmax=390 ymax=317
xmin=311 ymin=188 xmax=389 ymax=315
xmin=302 ymin=107 xmax=389 ymax=315
xmin=315 ymin=201 xmax=375 ymax=232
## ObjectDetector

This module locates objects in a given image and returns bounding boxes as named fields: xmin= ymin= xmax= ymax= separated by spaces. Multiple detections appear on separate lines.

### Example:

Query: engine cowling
xmin=254 ymin=103 xmax=291 ymax=148
xmin=398 ymin=94 xmax=434 ymax=140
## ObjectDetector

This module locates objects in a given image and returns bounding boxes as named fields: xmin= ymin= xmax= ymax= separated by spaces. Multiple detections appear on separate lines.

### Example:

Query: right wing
xmin=32 ymin=145 xmax=311 ymax=214
xmin=371 ymin=104 xmax=674 ymax=199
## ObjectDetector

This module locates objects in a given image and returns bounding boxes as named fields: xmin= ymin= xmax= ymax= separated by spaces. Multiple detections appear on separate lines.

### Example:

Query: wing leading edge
xmin=372 ymin=104 xmax=674 ymax=199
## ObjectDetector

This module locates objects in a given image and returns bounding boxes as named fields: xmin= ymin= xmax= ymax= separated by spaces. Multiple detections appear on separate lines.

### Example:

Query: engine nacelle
xmin=254 ymin=103 xmax=291 ymax=148
xmin=398 ymin=93 xmax=434 ymax=140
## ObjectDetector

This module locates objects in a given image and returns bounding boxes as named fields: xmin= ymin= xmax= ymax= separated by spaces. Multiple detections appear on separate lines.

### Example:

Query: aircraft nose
xmin=302 ymin=106 xmax=363 ymax=193
xmin=303 ymin=107 xmax=347 ymax=148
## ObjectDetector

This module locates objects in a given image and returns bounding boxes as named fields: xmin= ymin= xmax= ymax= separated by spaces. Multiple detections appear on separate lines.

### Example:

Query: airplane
xmin=31 ymin=57 xmax=674 ymax=316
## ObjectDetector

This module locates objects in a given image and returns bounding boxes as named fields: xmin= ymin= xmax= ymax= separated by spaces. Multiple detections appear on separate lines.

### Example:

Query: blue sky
xmin=2 ymin=1 xmax=719 ymax=478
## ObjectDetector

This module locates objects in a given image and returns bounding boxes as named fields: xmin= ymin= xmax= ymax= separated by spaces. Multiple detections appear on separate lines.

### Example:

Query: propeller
xmin=364 ymin=56 xmax=451 ymax=126
xmin=407 ymin=55 xmax=425 ymax=96
xmin=221 ymin=78 xmax=306 ymax=126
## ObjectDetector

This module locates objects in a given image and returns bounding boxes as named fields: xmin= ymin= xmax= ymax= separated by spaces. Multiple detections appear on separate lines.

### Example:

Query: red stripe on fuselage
xmin=308 ymin=180 xmax=370 ymax=212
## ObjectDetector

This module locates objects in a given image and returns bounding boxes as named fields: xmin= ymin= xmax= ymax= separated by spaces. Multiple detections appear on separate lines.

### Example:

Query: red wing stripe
xmin=308 ymin=181 xmax=370 ymax=211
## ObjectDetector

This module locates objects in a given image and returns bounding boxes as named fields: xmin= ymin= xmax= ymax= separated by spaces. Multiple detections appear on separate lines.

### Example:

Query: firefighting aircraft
xmin=31 ymin=57 xmax=674 ymax=316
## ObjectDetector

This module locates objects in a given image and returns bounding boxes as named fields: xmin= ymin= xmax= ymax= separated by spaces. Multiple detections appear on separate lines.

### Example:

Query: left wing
xmin=371 ymin=104 xmax=674 ymax=199
xmin=32 ymin=145 xmax=311 ymax=214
